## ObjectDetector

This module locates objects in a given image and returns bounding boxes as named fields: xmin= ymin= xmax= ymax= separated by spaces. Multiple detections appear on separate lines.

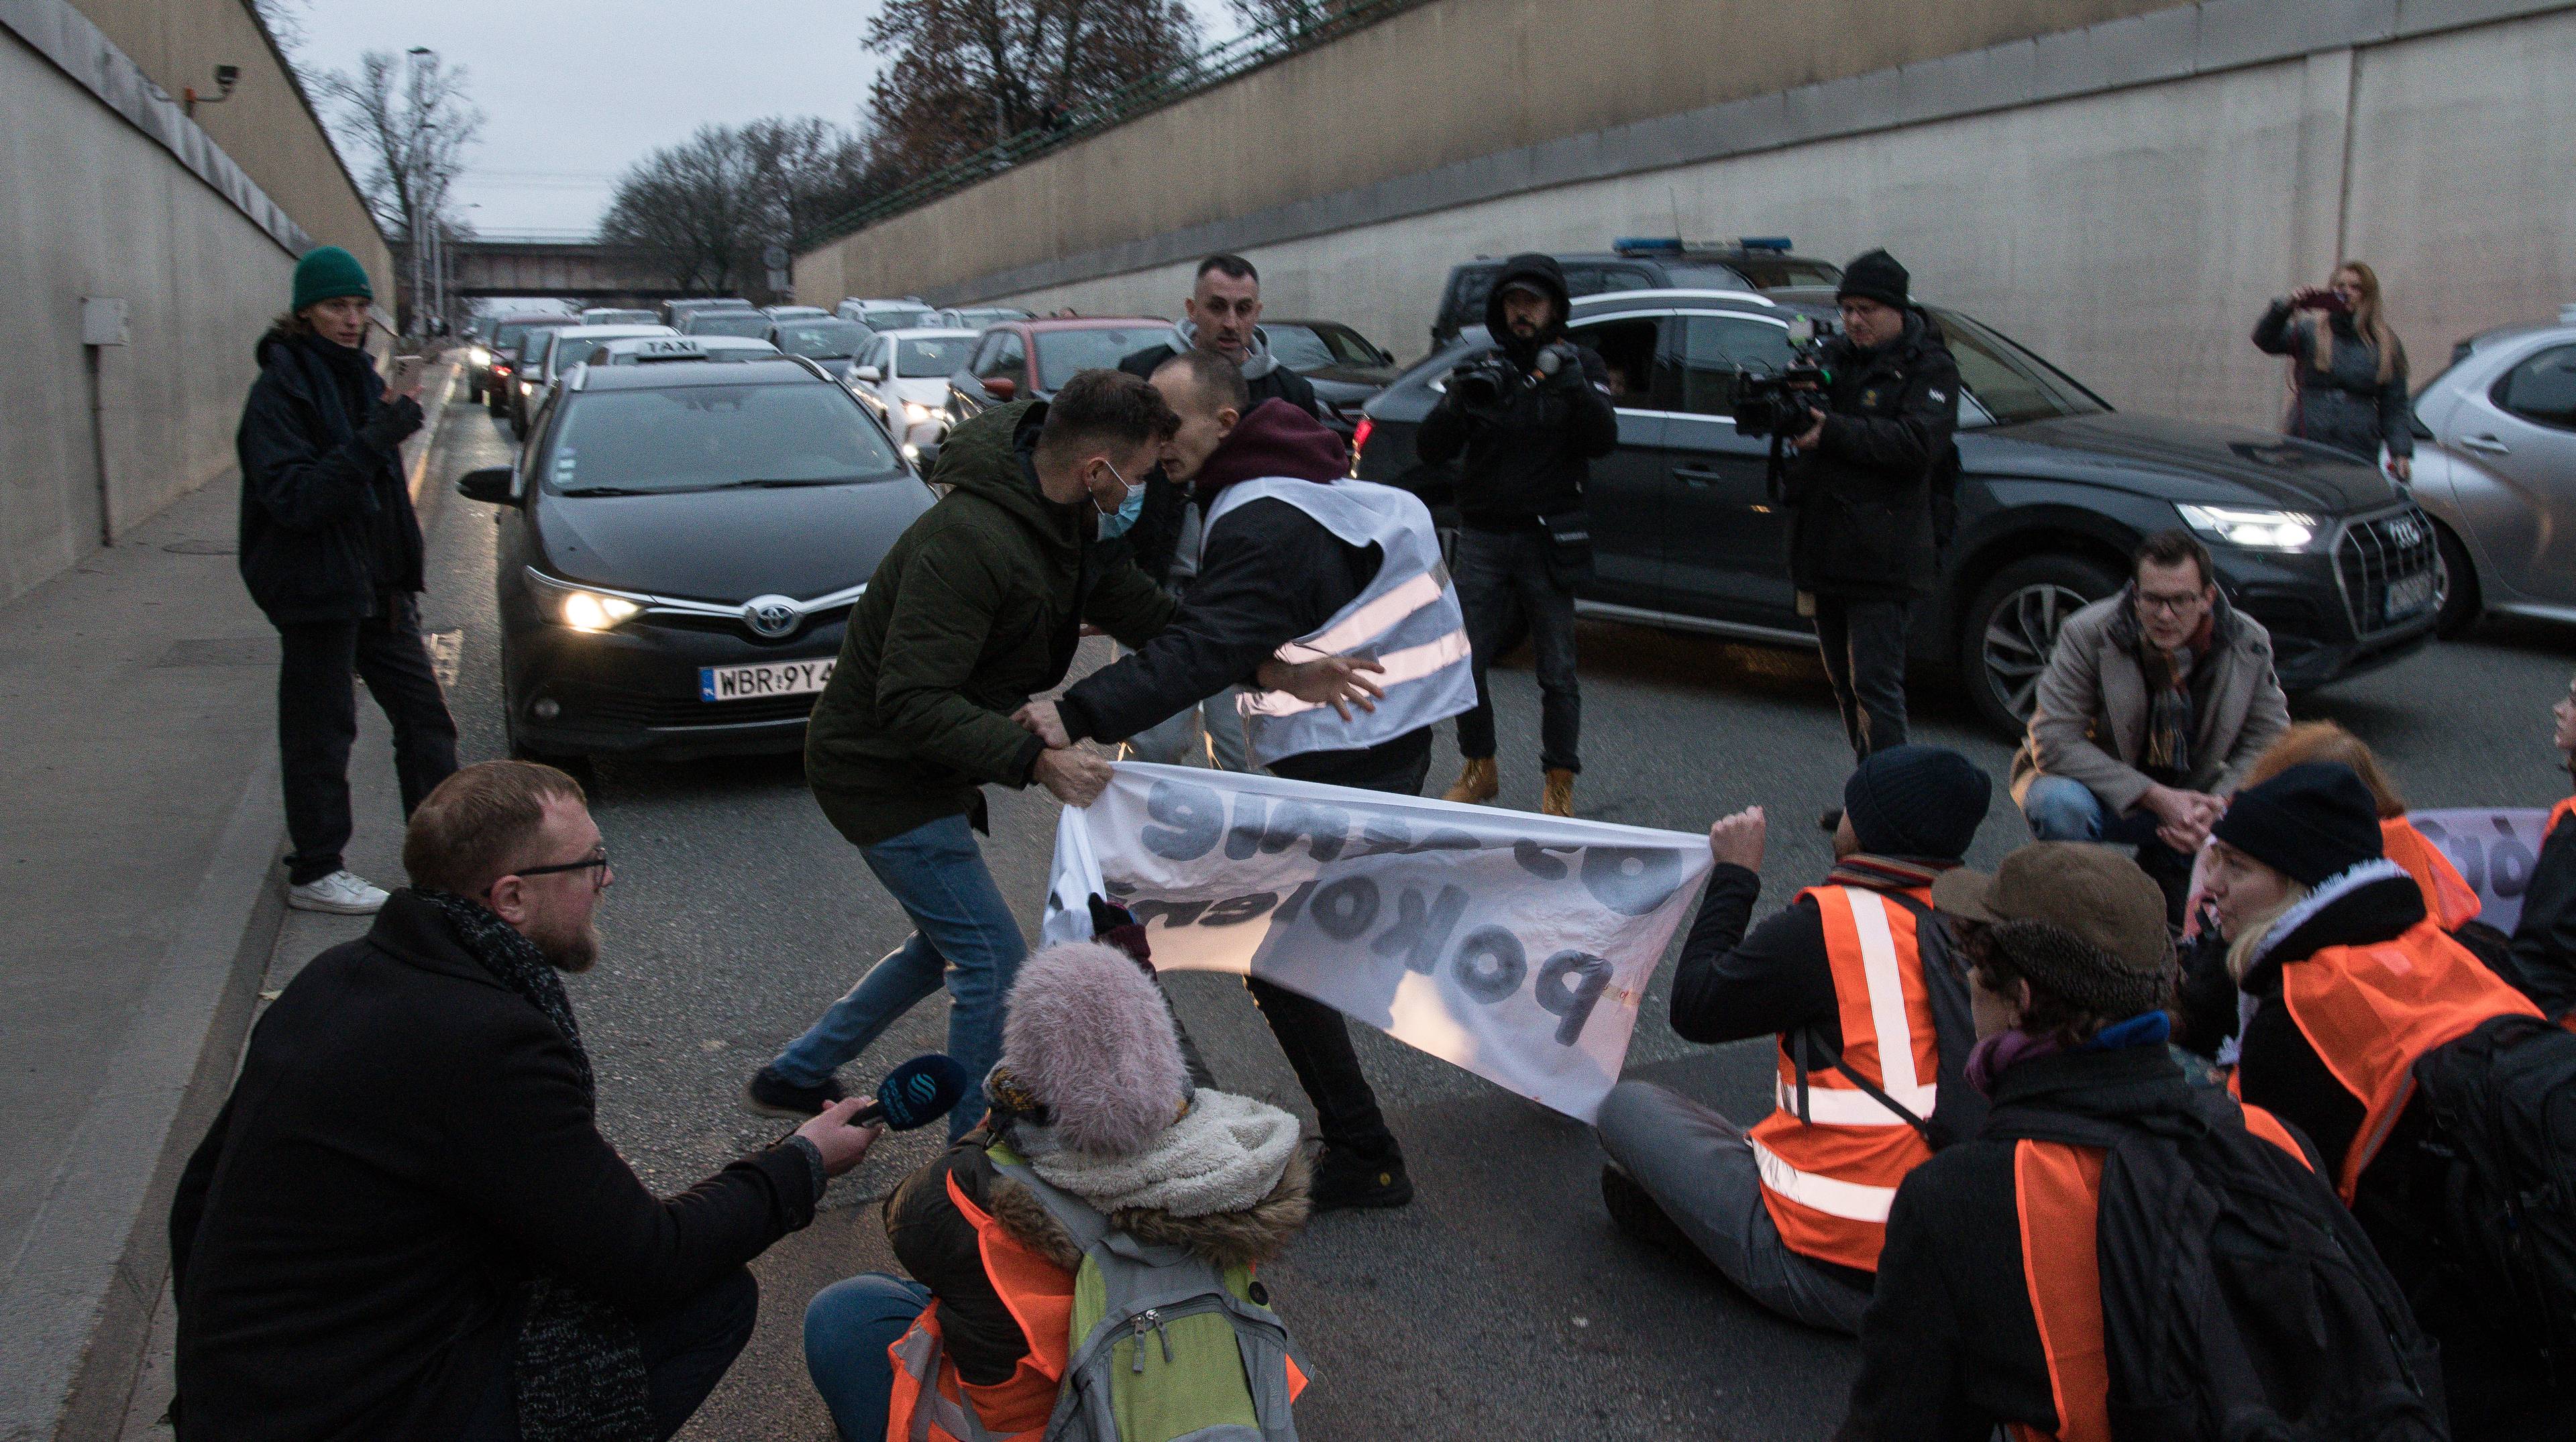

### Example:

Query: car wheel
xmin=2432 ymin=519 xmax=2481 ymax=639
xmin=1960 ymin=554 xmax=2121 ymax=736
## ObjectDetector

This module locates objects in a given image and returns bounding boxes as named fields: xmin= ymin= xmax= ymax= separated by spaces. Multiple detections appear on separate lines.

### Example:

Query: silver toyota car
xmin=2411 ymin=307 xmax=2576 ymax=634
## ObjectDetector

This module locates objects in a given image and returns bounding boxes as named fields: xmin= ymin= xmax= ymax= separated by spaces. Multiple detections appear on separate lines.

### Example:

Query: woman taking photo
xmin=2252 ymin=262 xmax=2414 ymax=480
xmin=236 ymin=246 xmax=458 ymax=914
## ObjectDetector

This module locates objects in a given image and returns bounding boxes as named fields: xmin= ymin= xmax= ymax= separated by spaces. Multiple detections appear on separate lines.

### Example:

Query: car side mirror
xmin=855 ymin=364 xmax=882 ymax=382
xmin=981 ymin=376 xmax=1017 ymax=400
xmin=456 ymin=466 xmax=516 ymax=505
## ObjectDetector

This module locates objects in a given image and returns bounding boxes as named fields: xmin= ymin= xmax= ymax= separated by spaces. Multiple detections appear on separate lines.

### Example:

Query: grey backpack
xmin=989 ymin=1151 xmax=1303 ymax=1442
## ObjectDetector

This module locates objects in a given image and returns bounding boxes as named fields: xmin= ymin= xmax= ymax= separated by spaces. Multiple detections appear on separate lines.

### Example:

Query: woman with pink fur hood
xmin=801 ymin=938 xmax=1312 ymax=1441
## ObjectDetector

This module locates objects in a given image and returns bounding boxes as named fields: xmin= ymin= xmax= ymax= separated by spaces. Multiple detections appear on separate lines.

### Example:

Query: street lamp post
xmin=407 ymin=46 xmax=433 ymax=341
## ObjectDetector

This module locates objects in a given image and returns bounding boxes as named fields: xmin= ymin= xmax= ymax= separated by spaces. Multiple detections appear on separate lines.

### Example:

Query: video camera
xmin=1733 ymin=315 xmax=1835 ymax=439
xmin=1449 ymin=341 xmax=1579 ymax=413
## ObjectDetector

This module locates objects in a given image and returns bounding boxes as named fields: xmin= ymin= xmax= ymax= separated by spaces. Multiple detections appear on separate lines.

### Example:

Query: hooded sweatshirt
xmin=802 ymin=400 xmax=1177 ymax=846
xmin=1117 ymin=323 xmax=1320 ymax=415
xmin=1056 ymin=399 xmax=1425 ymax=783
xmin=1413 ymin=253 xmax=1618 ymax=531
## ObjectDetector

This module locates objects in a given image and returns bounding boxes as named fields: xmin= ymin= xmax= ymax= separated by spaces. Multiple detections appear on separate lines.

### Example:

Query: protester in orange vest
xmin=1596 ymin=745 xmax=1991 ymax=1334
xmin=1841 ymin=842 xmax=2441 ymax=1441
xmin=2507 ymin=669 xmax=2576 ymax=1017
xmin=800 ymin=940 xmax=1310 ymax=1441
xmin=2207 ymin=761 xmax=2550 ymax=1440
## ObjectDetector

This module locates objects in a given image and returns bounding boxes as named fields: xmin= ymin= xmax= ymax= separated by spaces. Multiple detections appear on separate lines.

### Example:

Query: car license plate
xmin=700 ymin=659 xmax=833 ymax=702
xmin=2384 ymin=570 xmax=2437 ymax=622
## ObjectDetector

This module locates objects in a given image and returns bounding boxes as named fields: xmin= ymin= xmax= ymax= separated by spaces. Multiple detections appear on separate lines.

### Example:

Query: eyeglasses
xmin=2135 ymin=590 xmax=2209 ymax=617
xmin=509 ymin=850 xmax=611 ymax=884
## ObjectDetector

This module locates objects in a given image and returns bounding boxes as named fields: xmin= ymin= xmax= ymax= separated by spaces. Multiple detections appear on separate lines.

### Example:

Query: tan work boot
xmin=1541 ymin=767 xmax=1576 ymax=817
xmin=1443 ymin=757 xmax=1500 ymax=804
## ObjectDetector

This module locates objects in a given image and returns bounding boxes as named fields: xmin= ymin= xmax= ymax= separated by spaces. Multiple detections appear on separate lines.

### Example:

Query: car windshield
xmin=517 ymin=325 xmax=574 ymax=358
xmin=870 ymin=308 xmax=937 ymax=330
xmin=684 ymin=312 xmax=775 ymax=339
xmin=545 ymin=384 xmax=902 ymax=494
xmin=585 ymin=311 xmax=655 ymax=325
xmin=774 ymin=320 xmax=867 ymax=358
xmin=1035 ymin=328 xmax=1163 ymax=390
xmin=893 ymin=336 xmax=976 ymax=377
xmin=552 ymin=337 xmax=619 ymax=370
xmin=1715 ymin=258 xmax=1843 ymax=288
xmin=1927 ymin=309 xmax=2110 ymax=427
xmin=492 ymin=323 xmax=532 ymax=352
xmin=953 ymin=309 xmax=1019 ymax=326
xmin=1263 ymin=325 xmax=1340 ymax=371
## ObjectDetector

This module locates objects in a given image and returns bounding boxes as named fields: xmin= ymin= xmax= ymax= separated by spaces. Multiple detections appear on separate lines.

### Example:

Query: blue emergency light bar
xmin=1611 ymin=237 xmax=1684 ymax=254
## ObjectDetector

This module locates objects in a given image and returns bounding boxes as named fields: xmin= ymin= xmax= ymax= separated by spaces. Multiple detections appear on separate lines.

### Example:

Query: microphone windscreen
xmin=871 ymin=1053 xmax=971 ymax=1131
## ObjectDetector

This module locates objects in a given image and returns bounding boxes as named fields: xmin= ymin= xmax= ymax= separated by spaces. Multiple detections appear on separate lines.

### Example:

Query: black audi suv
xmin=1356 ymin=287 xmax=2439 ymax=733
xmin=455 ymin=357 xmax=933 ymax=761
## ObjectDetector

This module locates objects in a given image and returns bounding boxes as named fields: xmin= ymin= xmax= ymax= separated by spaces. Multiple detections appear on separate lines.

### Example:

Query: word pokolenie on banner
xmin=1044 ymin=763 xmax=1713 ymax=1122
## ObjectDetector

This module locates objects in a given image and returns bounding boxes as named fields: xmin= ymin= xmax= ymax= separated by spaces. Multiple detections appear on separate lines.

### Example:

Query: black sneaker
xmin=1309 ymin=1146 xmax=1414 ymax=1212
xmin=1601 ymin=1164 xmax=1700 ymax=1260
xmin=743 ymin=1066 xmax=845 ymax=1118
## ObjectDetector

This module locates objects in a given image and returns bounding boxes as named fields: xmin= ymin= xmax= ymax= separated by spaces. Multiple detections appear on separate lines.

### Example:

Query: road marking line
xmin=408 ymin=361 xmax=462 ymax=502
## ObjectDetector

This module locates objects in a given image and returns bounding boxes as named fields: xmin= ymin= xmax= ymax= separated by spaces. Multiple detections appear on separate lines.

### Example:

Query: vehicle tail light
xmin=1348 ymin=416 xmax=1373 ymax=476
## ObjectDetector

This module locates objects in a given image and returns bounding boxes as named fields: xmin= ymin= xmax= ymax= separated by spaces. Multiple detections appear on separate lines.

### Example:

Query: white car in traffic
xmin=851 ymin=328 xmax=983 ymax=441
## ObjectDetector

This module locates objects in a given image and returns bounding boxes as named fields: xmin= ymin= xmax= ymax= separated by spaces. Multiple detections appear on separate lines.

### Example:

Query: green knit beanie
xmin=292 ymin=246 xmax=373 ymax=313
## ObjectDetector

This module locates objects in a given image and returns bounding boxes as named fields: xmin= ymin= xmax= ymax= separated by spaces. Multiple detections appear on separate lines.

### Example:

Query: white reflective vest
xmin=1205 ymin=477 xmax=1476 ymax=768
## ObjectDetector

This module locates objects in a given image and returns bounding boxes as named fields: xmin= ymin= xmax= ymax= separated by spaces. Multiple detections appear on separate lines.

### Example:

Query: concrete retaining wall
xmin=808 ymin=0 xmax=2576 ymax=437
xmin=1 ymin=20 xmax=298 ymax=601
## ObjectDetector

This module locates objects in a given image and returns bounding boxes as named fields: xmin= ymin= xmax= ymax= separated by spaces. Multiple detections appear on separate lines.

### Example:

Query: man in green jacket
xmin=746 ymin=371 xmax=1181 ymax=1136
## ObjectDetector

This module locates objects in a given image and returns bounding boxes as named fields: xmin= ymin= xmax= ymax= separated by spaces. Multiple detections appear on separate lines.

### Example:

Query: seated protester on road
xmin=2012 ymin=529 xmax=2291 ymax=920
xmin=237 ymin=244 xmax=458 ymax=917
xmin=754 ymin=371 xmax=1183 ymax=1138
xmin=802 ymin=938 xmax=1309 ymax=1442
xmin=1014 ymin=346 xmax=1474 ymax=1212
xmin=2508 ymin=669 xmax=2576 ymax=1018
xmin=168 ymin=761 xmax=880 ymax=1442
xmin=1840 ymin=843 xmax=2438 ymax=1441
xmin=2175 ymin=720 xmax=2498 ymax=1058
xmin=1595 ymin=745 xmax=1992 ymax=1335
xmin=2206 ymin=761 xmax=2558 ymax=1440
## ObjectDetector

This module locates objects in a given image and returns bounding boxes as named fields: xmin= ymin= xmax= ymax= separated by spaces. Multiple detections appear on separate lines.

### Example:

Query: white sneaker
xmin=287 ymin=870 xmax=390 ymax=914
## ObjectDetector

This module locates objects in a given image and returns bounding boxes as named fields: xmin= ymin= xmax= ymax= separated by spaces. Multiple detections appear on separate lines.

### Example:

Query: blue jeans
xmin=770 ymin=813 xmax=1026 ymax=1138
xmin=2022 ymin=775 xmax=2161 ymax=846
xmin=804 ymin=1274 xmax=931 ymax=1442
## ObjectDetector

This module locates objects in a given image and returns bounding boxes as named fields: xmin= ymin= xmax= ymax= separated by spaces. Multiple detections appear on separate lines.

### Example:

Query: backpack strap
xmin=988 ymin=1158 xmax=1190 ymax=1268
xmin=1794 ymin=886 xmax=1985 ymax=1148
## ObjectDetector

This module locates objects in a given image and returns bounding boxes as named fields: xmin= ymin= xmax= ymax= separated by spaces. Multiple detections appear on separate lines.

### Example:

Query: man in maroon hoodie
xmin=1014 ymin=347 xmax=1444 ymax=1211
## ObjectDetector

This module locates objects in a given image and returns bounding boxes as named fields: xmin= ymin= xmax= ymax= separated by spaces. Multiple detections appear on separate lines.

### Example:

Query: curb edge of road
xmin=23 ymin=364 xmax=466 ymax=1441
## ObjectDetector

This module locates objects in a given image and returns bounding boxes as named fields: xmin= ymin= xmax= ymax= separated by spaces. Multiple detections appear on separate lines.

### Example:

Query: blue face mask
xmin=1094 ymin=465 xmax=1146 ymax=539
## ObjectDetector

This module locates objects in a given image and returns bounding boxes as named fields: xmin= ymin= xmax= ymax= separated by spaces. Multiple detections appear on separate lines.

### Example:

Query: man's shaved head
xmin=1151 ymin=347 xmax=1248 ymax=417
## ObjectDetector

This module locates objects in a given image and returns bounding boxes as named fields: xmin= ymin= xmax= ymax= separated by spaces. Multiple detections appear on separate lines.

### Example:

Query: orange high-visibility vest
xmin=886 ymin=1170 xmax=1079 ymax=1442
xmin=1746 ymin=884 xmax=1942 ymax=1271
xmin=2278 ymin=919 xmax=2540 ymax=1201
xmin=2006 ymin=1105 xmax=2312 ymax=1442
xmin=2381 ymin=818 xmax=2482 ymax=931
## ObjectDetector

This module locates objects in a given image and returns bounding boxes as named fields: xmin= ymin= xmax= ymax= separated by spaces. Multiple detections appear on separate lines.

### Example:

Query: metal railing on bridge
xmin=796 ymin=0 xmax=1432 ymax=252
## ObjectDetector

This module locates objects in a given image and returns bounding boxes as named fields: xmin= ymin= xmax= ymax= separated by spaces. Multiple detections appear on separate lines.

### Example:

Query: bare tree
xmin=598 ymin=119 xmax=889 ymax=299
xmin=250 ymin=0 xmax=310 ymax=74
xmin=862 ymin=0 xmax=1199 ymax=177
xmin=316 ymin=50 xmax=482 ymax=245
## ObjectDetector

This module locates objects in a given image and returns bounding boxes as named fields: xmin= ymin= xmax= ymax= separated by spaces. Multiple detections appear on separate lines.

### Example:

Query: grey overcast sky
xmin=289 ymin=1 xmax=1242 ymax=239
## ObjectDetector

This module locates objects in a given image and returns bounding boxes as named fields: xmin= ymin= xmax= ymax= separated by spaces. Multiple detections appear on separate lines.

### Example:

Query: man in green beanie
xmin=236 ymin=244 xmax=457 ymax=914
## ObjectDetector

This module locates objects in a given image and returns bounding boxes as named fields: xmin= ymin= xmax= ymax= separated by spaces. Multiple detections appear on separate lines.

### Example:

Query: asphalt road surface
xmin=411 ymin=399 xmax=2576 ymax=1441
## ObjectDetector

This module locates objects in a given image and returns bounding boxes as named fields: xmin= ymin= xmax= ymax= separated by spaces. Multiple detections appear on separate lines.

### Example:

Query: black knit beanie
xmin=2210 ymin=762 xmax=2383 ymax=887
xmin=1836 ymin=249 xmax=1911 ymax=311
xmin=1844 ymin=744 xmax=1991 ymax=861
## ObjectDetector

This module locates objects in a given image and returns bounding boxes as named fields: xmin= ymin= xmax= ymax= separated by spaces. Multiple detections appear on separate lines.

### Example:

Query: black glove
xmin=1536 ymin=341 xmax=1585 ymax=389
xmin=358 ymin=394 xmax=424 ymax=453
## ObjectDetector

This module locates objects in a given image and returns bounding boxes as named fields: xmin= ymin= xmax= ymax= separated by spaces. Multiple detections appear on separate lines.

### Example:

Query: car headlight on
xmin=558 ymin=591 xmax=641 ymax=631
xmin=902 ymin=400 xmax=934 ymax=424
xmin=2176 ymin=503 xmax=2318 ymax=551
xmin=468 ymin=346 xmax=490 ymax=367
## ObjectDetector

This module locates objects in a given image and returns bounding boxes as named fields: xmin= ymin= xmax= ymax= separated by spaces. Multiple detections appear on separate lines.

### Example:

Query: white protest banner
xmin=2407 ymin=808 xmax=2549 ymax=934
xmin=1042 ymin=763 xmax=1712 ymax=1123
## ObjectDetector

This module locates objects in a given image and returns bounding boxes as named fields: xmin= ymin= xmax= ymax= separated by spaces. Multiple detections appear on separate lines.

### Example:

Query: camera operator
xmin=1780 ymin=249 xmax=1961 ymax=764
xmin=1416 ymin=254 xmax=1618 ymax=817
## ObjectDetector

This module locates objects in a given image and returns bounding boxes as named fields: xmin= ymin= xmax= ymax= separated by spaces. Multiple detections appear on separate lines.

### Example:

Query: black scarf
xmin=413 ymin=889 xmax=653 ymax=1442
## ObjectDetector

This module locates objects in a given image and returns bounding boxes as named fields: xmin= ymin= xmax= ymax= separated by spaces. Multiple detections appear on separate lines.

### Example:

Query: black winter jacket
xmin=2508 ymin=799 xmax=2576 ymax=1017
xmin=1057 ymin=400 xmax=1430 ymax=787
xmin=1413 ymin=254 xmax=1617 ymax=533
xmin=1669 ymin=863 xmax=1845 ymax=1051
xmin=2252 ymin=300 xmax=2414 ymax=466
xmin=1839 ymin=1044 xmax=2285 ymax=1441
xmin=1784 ymin=311 xmax=1961 ymax=600
xmin=168 ymin=891 xmax=819 ymax=1442
xmin=235 ymin=325 xmax=425 ymax=624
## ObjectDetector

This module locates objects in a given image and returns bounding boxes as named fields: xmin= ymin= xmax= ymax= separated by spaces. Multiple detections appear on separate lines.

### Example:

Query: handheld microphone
xmin=851 ymin=1054 xmax=971 ymax=1131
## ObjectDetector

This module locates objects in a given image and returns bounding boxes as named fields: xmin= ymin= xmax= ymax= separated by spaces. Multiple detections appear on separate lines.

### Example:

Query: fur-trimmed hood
xmin=986 ymin=1146 xmax=1311 ymax=1273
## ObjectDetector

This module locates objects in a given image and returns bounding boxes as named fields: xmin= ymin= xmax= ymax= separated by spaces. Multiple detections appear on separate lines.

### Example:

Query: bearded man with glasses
xmin=169 ymin=761 xmax=882 ymax=1442
xmin=2009 ymin=529 xmax=2292 ymax=920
